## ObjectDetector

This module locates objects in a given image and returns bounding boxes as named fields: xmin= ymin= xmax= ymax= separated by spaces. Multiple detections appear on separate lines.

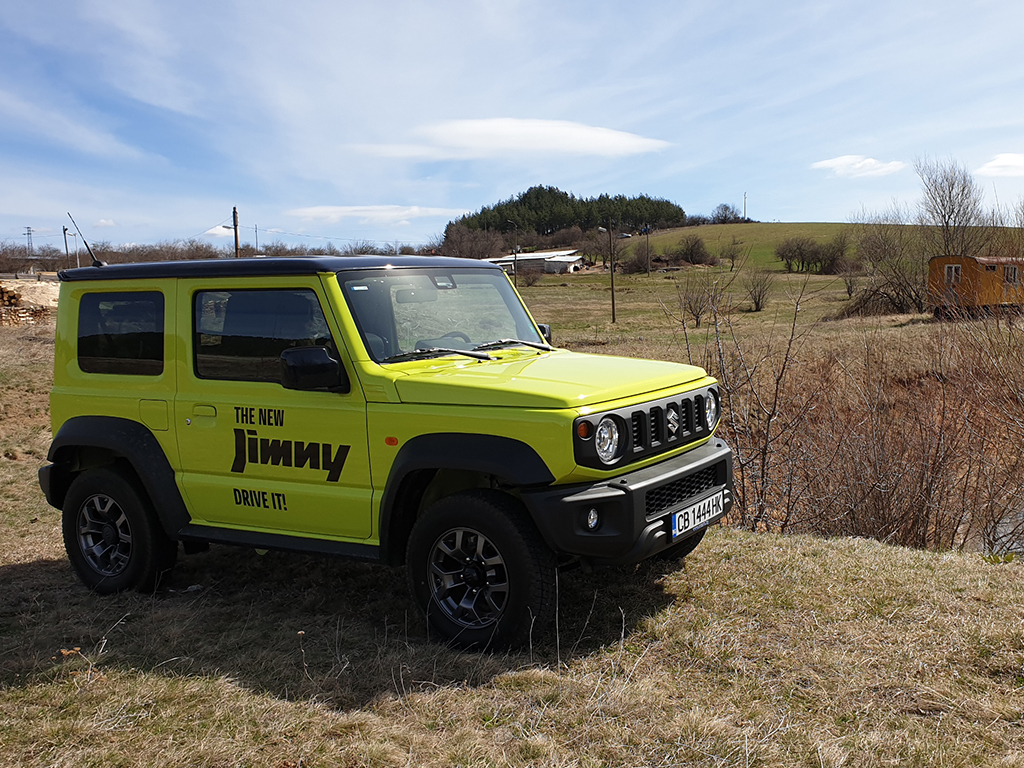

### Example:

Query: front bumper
xmin=521 ymin=438 xmax=733 ymax=566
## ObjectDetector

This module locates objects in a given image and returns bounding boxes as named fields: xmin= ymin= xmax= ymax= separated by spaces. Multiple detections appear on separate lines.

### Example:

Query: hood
xmin=392 ymin=349 xmax=708 ymax=409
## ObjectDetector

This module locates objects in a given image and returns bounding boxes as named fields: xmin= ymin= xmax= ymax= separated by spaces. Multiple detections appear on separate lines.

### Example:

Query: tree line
xmin=441 ymin=186 xmax=752 ymax=260
xmin=453 ymin=185 xmax=689 ymax=236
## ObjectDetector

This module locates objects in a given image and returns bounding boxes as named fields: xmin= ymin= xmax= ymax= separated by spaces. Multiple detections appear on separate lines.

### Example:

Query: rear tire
xmin=406 ymin=490 xmax=555 ymax=649
xmin=62 ymin=467 xmax=177 ymax=594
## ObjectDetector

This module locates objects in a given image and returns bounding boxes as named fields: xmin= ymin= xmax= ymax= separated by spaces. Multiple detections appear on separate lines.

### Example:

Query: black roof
xmin=58 ymin=255 xmax=502 ymax=282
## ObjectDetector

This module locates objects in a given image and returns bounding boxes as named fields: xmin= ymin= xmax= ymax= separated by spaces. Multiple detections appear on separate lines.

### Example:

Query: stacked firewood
xmin=0 ymin=284 xmax=21 ymax=307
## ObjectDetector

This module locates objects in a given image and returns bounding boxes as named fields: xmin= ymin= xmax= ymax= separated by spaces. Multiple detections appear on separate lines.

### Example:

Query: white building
xmin=485 ymin=249 xmax=586 ymax=274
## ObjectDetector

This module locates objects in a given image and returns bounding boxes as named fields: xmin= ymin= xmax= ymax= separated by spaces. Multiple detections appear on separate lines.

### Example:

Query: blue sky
xmin=2 ymin=0 xmax=1023 ymax=253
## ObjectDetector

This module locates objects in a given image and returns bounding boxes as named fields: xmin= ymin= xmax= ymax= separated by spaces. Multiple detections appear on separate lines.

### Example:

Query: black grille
xmin=573 ymin=384 xmax=719 ymax=470
xmin=631 ymin=411 xmax=645 ymax=450
xmin=645 ymin=465 xmax=719 ymax=519
xmin=683 ymin=400 xmax=695 ymax=433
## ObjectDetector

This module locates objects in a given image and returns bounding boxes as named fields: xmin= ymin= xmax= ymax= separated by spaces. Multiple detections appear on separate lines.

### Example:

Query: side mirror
xmin=536 ymin=323 xmax=553 ymax=344
xmin=280 ymin=347 xmax=350 ymax=393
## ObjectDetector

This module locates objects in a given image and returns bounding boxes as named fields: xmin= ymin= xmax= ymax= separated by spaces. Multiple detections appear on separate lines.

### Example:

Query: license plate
xmin=671 ymin=490 xmax=724 ymax=539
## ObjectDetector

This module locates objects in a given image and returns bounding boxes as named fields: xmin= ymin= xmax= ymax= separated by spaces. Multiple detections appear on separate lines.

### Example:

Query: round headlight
xmin=704 ymin=391 xmax=719 ymax=429
xmin=594 ymin=417 xmax=621 ymax=464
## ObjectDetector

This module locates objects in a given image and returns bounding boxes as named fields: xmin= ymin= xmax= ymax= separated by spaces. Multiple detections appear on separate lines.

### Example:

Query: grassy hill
xmin=625 ymin=221 xmax=851 ymax=269
xmin=3 ymin=298 xmax=1024 ymax=765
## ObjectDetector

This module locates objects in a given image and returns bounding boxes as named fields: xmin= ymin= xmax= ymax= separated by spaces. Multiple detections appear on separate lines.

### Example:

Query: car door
xmin=172 ymin=275 xmax=372 ymax=539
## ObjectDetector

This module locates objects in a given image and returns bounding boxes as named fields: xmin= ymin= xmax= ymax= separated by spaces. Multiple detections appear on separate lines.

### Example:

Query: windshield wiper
xmin=472 ymin=338 xmax=554 ymax=352
xmin=381 ymin=347 xmax=494 ymax=363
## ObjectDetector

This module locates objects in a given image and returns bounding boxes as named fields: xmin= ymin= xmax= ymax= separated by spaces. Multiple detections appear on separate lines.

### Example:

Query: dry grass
xmin=3 ymin=298 xmax=1024 ymax=766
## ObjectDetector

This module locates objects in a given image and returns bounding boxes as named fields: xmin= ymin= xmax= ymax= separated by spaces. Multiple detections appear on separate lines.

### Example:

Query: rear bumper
xmin=521 ymin=438 xmax=733 ymax=566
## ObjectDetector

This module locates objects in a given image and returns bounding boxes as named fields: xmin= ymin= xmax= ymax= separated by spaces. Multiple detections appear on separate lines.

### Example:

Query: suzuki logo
xmin=667 ymin=405 xmax=680 ymax=437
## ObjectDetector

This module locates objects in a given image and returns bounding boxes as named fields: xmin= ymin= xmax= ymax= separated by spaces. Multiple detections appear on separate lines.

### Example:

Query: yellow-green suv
xmin=39 ymin=256 xmax=732 ymax=648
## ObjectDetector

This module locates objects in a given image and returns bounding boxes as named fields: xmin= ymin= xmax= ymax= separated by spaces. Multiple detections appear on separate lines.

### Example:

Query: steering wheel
xmin=441 ymin=331 xmax=471 ymax=343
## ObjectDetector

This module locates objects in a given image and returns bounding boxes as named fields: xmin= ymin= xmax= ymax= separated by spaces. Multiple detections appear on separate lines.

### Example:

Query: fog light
xmin=586 ymin=508 xmax=600 ymax=530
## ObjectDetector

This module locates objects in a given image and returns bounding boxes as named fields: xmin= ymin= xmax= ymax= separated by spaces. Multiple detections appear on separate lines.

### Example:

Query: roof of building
xmin=484 ymin=249 xmax=581 ymax=266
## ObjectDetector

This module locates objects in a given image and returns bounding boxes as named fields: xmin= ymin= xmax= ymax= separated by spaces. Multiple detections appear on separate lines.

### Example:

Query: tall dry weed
xmin=686 ymin=295 xmax=1024 ymax=552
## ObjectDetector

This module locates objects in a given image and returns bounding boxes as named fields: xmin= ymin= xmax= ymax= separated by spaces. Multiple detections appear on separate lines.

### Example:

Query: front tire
xmin=406 ymin=490 xmax=555 ymax=649
xmin=62 ymin=467 xmax=177 ymax=594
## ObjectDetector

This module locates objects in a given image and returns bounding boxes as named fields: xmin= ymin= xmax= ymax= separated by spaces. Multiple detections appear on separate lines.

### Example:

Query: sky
xmin=2 ymin=0 xmax=1024 ymax=254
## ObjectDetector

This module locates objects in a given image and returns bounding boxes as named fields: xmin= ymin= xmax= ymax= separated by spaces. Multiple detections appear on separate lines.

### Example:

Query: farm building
xmin=485 ymin=249 xmax=587 ymax=274
xmin=928 ymin=254 xmax=1024 ymax=316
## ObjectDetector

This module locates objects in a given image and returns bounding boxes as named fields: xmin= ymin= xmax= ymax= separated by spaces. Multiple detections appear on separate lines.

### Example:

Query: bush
xmin=742 ymin=268 xmax=774 ymax=312
xmin=520 ymin=266 xmax=543 ymax=286
xmin=692 ymin=296 xmax=1024 ymax=551
xmin=775 ymin=237 xmax=819 ymax=273
xmin=668 ymin=235 xmax=718 ymax=266
xmin=619 ymin=251 xmax=649 ymax=275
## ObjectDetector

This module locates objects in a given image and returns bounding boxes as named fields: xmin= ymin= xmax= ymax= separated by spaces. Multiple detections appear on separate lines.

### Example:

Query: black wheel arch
xmin=43 ymin=416 xmax=191 ymax=540
xmin=378 ymin=433 xmax=555 ymax=565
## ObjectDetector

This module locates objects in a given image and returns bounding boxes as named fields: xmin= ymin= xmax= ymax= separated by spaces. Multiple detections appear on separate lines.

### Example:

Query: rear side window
xmin=193 ymin=289 xmax=333 ymax=382
xmin=77 ymin=292 xmax=164 ymax=375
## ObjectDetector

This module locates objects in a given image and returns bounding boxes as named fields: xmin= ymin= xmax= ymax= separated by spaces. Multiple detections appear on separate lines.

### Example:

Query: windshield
xmin=339 ymin=268 xmax=544 ymax=362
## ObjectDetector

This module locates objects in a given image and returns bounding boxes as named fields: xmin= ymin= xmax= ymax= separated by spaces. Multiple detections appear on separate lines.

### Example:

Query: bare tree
xmin=668 ymin=234 xmax=716 ymax=266
xmin=677 ymin=270 xmax=725 ymax=328
xmin=916 ymin=157 xmax=991 ymax=259
xmin=441 ymin=223 xmax=505 ymax=260
xmin=743 ymin=268 xmax=774 ymax=312
xmin=632 ymin=238 xmax=654 ymax=275
xmin=818 ymin=230 xmax=851 ymax=275
xmin=840 ymin=260 xmax=860 ymax=299
xmin=853 ymin=202 xmax=930 ymax=313
xmin=719 ymin=238 xmax=744 ymax=272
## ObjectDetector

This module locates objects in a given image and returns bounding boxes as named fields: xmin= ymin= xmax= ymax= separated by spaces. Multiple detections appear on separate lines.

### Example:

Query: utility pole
xmin=506 ymin=220 xmax=519 ymax=287
xmin=609 ymin=223 xmax=616 ymax=323
xmin=63 ymin=226 xmax=71 ymax=269
xmin=232 ymin=207 xmax=240 ymax=258
xmin=645 ymin=224 xmax=652 ymax=277
xmin=24 ymin=227 xmax=33 ymax=256
xmin=598 ymin=222 xmax=617 ymax=323
xmin=743 ymin=192 xmax=747 ymax=219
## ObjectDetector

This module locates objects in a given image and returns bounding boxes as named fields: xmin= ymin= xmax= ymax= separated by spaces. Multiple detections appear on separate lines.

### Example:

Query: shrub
xmin=692 ymin=295 xmax=1024 ymax=551
xmin=742 ymin=268 xmax=774 ymax=311
xmin=520 ymin=266 xmax=543 ymax=286
xmin=668 ymin=235 xmax=718 ymax=266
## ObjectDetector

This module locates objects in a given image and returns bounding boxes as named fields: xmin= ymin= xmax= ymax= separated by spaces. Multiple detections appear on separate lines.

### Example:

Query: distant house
xmin=485 ymin=249 xmax=586 ymax=275
xmin=928 ymin=255 xmax=1024 ymax=316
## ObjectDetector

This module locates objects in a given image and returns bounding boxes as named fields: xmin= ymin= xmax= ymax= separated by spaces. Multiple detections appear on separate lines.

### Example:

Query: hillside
xmin=3 ymin=313 xmax=1024 ymax=766
xmin=624 ymin=221 xmax=851 ymax=269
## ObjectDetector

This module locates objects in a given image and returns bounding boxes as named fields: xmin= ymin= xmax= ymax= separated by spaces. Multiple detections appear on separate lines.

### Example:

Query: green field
xmin=516 ymin=221 xmax=870 ymax=363
xmin=630 ymin=221 xmax=851 ymax=269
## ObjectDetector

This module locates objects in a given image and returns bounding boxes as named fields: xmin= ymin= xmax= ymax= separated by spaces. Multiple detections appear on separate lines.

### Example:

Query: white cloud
xmin=811 ymin=155 xmax=907 ymax=178
xmin=286 ymin=205 xmax=469 ymax=226
xmin=204 ymin=226 xmax=235 ymax=238
xmin=356 ymin=119 xmax=671 ymax=160
xmin=95 ymin=219 xmax=116 ymax=227
xmin=0 ymin=88 xmax=147 ymax=160
xmin=975 ymin=154 xmax=1024 ymax=177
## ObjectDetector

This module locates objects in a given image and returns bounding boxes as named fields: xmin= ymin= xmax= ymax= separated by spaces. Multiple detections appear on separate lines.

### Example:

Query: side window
xmin=1005 ymin=265 xmax=1019 ymax=285
xmin=78 ymin=291 xmax=164 ymax=375
xmin=194 ymin=289 xmax=333 ymax=383
xmin=945 ymin=264 xmax=961 ymax=285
